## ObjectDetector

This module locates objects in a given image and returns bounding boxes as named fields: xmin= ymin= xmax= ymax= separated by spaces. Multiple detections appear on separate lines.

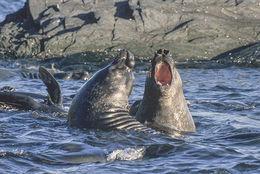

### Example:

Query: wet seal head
xmin=135 ymin=49 xmax=196 ymax=134
xmin=106 ymin=49 xmax=135 ymax=98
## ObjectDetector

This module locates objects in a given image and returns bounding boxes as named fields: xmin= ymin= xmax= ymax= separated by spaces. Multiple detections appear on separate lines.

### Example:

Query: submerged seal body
xmin=68 ymin=50 xmax=153 ymax=132
xmin=134 ymin=49 xmax=196 ymax=133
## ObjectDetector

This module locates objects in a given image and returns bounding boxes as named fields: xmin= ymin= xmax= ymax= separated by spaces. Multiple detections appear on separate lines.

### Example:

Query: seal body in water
xmin=0 ymin=67 xmax=65 ymax=114
xmin=132 ymin=49 xmax=196 ymax=133
xmin=68 ymin=50 xmax=153 ymax=132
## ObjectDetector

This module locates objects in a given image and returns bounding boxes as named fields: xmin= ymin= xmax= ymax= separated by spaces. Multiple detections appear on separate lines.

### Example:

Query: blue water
xmin=0 ymin=0 xmax=25 ymax=22
xmin=0 ymin=0 xmax=260 ymax=173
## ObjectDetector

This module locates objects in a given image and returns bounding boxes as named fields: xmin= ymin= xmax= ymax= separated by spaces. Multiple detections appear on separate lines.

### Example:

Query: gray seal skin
xmin=68 ymin=50 xmax=153 ymax=132
xmin=0 ymin=67 xmax=65 ymax=114
xmin=134 ymin=49 xmax=196 ymax=133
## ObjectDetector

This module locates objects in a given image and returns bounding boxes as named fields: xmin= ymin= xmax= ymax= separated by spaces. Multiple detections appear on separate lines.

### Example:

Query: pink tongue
xmin=155 ymin=62 xmax=172 ymax=86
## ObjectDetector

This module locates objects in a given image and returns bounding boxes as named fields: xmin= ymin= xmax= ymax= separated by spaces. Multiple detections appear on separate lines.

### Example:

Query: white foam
xmin=107 ymin=146 xmax=145 ymax=161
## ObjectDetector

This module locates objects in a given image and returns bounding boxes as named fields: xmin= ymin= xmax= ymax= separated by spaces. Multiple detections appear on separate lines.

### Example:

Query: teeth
xmin=156 ymin=81 xmax=171 ymax=86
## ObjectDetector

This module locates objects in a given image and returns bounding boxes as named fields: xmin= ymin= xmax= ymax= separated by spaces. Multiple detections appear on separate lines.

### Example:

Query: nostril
xmin=157 ymin=49 xmax=163 ymax=55
xmin=163 ymin=49 xmax=169 ymax=55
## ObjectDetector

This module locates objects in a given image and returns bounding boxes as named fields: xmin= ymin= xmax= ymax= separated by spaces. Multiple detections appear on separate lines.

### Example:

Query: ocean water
xmin=0 ymin=0 xmax=260 ymax=174
xmin=0 ymin=0 xmax=26 ymax=22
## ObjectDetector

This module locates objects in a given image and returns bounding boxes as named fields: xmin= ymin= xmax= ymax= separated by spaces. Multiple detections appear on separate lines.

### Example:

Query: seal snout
xmin=155 ymin=62 xmax=172 ymax=86
xmin=115 ymin=50 xmax=135 ymax=69
xmin=156 ymin=49 xmax=170 ymax=57
xmin=125 ymin=50 xmax=135 ymax=69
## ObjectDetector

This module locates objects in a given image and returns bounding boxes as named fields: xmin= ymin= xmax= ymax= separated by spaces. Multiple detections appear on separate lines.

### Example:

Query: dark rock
xmin=211 ymin=41 xmax=260 ymax=66
xmin=0 ymin=0 xmax=259 ymax=61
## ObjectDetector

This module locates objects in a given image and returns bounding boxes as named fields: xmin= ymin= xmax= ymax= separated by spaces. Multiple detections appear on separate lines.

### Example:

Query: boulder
xmin=0 ymin=0 xmax=259 ymax=61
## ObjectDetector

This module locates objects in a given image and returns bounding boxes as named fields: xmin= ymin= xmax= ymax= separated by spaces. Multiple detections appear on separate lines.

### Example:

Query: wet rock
xmin=211 ymin=41 xmax=260 ymax=66
xmin=0 ymin=0 xmax=259 ymax=61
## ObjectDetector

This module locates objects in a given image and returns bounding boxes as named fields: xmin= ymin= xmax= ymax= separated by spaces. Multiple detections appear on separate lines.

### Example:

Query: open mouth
xmin=155 ymin=62 xmax=172 ymax=86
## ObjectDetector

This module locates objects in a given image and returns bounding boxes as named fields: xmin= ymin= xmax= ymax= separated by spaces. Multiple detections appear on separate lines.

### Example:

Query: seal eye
xmin=155 ymin=62 xmax=172 ymax=86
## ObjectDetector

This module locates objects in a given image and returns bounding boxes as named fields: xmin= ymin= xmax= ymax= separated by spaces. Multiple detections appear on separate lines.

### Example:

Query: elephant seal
xmin=133 ymin=49 xmax=196 ymax=133
xmin=0 ymin=67 xmax=65 ymax=114
xmin=68 ymin=50 xmax=153 ymax=132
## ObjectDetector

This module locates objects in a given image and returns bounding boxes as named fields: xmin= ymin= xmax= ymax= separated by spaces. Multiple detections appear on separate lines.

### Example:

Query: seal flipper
xmin=0 ymin=92 xmax=41 ymax=110
xmin=39 ymin=66 xmax=62 ymax=107
xmin=129 ymin=100 xmax=142 ymax=116
xmin=0 ymin=86 xmax=41 ymax=111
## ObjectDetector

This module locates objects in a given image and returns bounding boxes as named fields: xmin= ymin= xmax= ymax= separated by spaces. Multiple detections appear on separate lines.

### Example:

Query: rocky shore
xmin=0 ymin=0 xmax=259 ymax=61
